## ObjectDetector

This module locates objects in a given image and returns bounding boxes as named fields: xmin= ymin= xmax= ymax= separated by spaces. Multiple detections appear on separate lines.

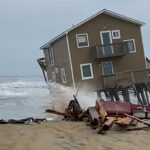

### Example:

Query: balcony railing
xmin=91 ymin=41 xmax=131 ymax=59
xmin=37 ymin=58 xmax=46 ymax=71
xmin=102 ymin=69 xmax=150 ymax=89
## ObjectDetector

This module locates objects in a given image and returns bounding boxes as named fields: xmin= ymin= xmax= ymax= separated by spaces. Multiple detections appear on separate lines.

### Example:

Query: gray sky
xmin=0 ymin=0 xmax=150 ymax=76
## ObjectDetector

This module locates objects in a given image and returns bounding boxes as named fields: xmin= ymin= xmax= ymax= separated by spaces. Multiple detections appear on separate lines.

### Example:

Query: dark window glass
xmin=82 ymin=65 xmax=92 ymax=77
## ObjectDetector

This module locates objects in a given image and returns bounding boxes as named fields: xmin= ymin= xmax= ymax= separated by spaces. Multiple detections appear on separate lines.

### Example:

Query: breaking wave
xmin=47 ymin=82 xmax=97 ymax=112
xmin=0 ymin=76 xmax=50 ymax=119
xmin=0 ymin=76 xmax=46 ymax=99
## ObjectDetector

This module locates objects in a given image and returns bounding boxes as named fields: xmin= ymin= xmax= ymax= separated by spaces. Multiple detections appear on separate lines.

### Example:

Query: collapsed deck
xmin=99 ymin=69 xmax=150 ymax=106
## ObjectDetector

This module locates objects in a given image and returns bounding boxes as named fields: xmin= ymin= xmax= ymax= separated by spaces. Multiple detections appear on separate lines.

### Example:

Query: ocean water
xmin=0 ymin=76 xmax=51 ymax=119
xmin=0 ymin=76 xmax=97 ymax=120
xmin=0 ymin=76 xmax=141 ymax=120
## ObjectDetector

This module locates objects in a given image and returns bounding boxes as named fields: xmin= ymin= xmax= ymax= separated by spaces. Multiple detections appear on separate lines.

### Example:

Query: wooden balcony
xmin=37 ymin=58 xmax=46 ymax=71
xmin=102 ymin=69 xmax=150 ymax=89
xmin=91 ymin=41 xmax=131 ymax=60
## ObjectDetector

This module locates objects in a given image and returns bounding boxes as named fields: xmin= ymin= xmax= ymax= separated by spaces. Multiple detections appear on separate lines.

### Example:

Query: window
xmin=61 ymin=68 xmax=67 ymax=83
xmin=48 ymin=46 xmax=55 ymax=65
xmin=76 ymin=33 xmax=89 ymax=48
xmin=80 ymin=63 xmax=93 ymax=80
xmin=112 ymin=30 xmax=121 ymax=39
xmin=124 ymin=39 xmax=136 ymax=53
xmin=52 ymin=71 xmax=56 ymax=82
xmin=102 ymin=61 xmax=113 ymax=76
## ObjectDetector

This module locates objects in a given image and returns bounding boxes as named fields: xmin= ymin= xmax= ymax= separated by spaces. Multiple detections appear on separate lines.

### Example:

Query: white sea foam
xmin=46 ymin=82 xmax=142 ymax=114
xmin=47 ymin=82 xmax=97 ymax=112
xmin=0 ymin=76 xmax=50 ymax=119
xmin=0 ymin=78 xmax=46 ymax=99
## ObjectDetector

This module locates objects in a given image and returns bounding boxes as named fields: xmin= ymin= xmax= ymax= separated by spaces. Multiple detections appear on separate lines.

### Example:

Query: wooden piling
xmin=140 ymin=91 xmax=147 ymax=105
xmin=97 ymin=90 xmax=102 ymax=99
xmin=145 ymin=88 xmax=150 ymax=105
xmin=122 ymin=88 xmax=130 ymax=103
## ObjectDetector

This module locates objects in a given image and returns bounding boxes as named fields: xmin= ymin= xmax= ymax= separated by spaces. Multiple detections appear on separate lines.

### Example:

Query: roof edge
xmin=40 ymin=9 xmax=145 ymax=50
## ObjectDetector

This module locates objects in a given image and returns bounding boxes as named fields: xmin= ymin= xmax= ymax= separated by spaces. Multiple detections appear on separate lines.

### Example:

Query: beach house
xmin=38 ymin=9 xmax=150 ymax=105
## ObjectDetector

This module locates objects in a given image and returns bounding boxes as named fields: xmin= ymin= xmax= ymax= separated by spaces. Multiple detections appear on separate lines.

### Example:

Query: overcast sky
xmin=0 ymin=0 xmax=150 ymax=76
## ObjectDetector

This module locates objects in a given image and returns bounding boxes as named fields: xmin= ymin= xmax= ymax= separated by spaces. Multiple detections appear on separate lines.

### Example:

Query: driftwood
xmin=45 ymin=109 xmax=66 ymax=116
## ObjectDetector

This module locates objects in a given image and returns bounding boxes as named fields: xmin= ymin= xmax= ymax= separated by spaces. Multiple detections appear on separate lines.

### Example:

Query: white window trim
xmin=80 ymin=63 xmax=94 ymax=80
xmin=112 ymin=30 xmax=121 ymax=39
xmin=123 ymin=39 xmax=136 ymax=53
xmin=76 ymin=33 xmax=89 ymax=48
xmin=49 ymin=46 xmax=55 ymax=66
xmin=52 ymin=71 xmax=56 ymax=82
xmin=61 ymin=68 xmax=67 ymax=83
xmin=100 ymin=31 xmax=114 ymax=55
xmin=101 ymin=61 xmax=114 ymax=76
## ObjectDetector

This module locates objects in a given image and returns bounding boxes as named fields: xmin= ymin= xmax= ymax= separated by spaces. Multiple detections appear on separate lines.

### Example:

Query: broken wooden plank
xmin=125 ymin=126 xmax=150 ymax=131
xmin=45 ymin=109 xmax=66 ymax=116
xmin=98 ymin=117 xmax=116 ymax=134
xmin=115 ymin=117 xmax=132 ymax=126
xmin=88 ymin=107 xmax=100 ymax=127
xmin=96 ymin=101 xmax=107 ymax=124
xmin=124 ymin=113 xmax=150 ymax=127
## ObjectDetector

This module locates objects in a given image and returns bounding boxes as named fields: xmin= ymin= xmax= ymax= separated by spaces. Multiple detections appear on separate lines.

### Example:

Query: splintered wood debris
xmin=45 ymin=95 xmax=150 ymax=134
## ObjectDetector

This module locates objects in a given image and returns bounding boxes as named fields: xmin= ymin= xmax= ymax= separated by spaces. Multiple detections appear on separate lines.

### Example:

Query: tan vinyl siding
xmin=68 ymin=13 xmax=146 ymax=91
xmin=44 ymin=36 xmax=73 ymax=86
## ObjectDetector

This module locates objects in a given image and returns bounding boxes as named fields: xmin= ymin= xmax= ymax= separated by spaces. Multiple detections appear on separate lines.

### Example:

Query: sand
xmin=0 ymin=120 xmax=150 ymax=150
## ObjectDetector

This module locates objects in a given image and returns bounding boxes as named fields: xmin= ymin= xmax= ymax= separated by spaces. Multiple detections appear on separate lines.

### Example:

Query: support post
xmin=140 ymin=89 xmax=147 ymax=105
xmin=132 ymin=84 xmax=143 ymax=105
xmin=145 ymin=88 xmax=150 ymax=105
xmin=97 ymin=90 xmax=102 ymax=99
xmin=122 ymin=88 xmax=130 ymax=103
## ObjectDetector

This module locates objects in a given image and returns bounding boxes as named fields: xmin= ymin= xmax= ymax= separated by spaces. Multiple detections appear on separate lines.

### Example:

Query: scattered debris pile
xmin=46 ymin=95 xmax=150 ymax=134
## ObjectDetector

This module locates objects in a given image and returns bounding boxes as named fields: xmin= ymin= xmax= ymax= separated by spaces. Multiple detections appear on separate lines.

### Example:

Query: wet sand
xmin=0 ymin=120 xmax=150 ymax=150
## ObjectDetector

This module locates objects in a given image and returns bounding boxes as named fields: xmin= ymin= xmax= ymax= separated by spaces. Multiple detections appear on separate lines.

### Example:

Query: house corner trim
xmin=66 ymin=34 xmax=76 ymax=92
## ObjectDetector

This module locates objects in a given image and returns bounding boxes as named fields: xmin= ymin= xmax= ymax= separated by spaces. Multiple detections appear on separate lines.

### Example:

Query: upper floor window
xmin=61 ymin=68 xmax=67 ymax=83
xmin=112 ymin=30 xmax=121 ymax=39
xmin=80 ymin=63 xmax=93 ymax=80
xmin=76 ymin=33 xmax=89 ymax=48
xmin=124 ymin=39 xmax=136 ymax=53
xmin=48 ymin=46 xmax=55 ymax=65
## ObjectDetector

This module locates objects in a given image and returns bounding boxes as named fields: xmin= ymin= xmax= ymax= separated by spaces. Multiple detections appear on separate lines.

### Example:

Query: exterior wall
xmin=43 ymin=36 xmax=73 ymax=87
xmin=68 ymin=13 xmax=146 ymax=91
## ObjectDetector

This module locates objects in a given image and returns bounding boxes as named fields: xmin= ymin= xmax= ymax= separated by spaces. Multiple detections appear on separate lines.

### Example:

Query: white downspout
xmin=66 ymin=34 xmax=76 ymax=92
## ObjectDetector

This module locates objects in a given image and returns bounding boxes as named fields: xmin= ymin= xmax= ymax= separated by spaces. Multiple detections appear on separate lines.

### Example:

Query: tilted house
xmin=38 ymin=9 xmax=150 ymax=105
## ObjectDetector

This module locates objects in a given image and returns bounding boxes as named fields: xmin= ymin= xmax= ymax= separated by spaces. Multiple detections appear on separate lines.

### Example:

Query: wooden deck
xmin=102 ymin=69 xmax=150 ymax=89
xmin=91 ymin=41 xmax=131 ymax=60
xmin=37 ymin=58 xmax=48 ymax=82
